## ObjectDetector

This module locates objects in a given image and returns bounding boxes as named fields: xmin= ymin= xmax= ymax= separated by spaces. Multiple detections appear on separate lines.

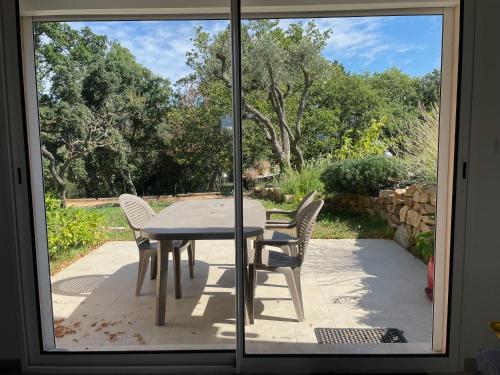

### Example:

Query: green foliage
xmin=35 ymin=21 xmax=442 ymax=200
xmin=273 ymin=159 xmax=327 ymax=202
xmin=334 ymin=117 xmax=387 ymax=160
xmin=394 ymin=105 xmax=439 ymax=185
xmin=259 ymin=199 xmax=394 ymax=239
xmin=45 ymin=195 xmax=105 ymax=261
xmin=415 ymin=231 xmax=435 ymax=263
xmin=321 ymin=156 xmax=403 ymax=195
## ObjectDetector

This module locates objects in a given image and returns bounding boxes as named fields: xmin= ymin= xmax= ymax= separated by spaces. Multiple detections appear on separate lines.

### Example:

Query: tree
xmin=187 ymin=20 xmax=331 ymax=169
xmin=36 ymin=23 xmax=173 ymax=202
xmin=36 ymin=22 xmax=110 ymax=205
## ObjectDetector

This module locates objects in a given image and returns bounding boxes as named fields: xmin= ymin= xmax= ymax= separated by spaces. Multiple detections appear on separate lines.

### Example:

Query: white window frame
xmin=13 ymin=0 xmax=465 ymax=372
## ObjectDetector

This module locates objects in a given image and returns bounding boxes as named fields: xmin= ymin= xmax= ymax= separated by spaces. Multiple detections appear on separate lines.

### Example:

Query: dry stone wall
xmin=327 ymin=184 xmax=436 ymax=250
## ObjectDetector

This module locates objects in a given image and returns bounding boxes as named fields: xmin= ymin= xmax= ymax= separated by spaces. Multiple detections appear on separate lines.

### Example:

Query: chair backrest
xmin=293 ymin=191 xmax=317 ymax=221
xmin=295 ymin=199 xmax=324 ymax=266
xmin=284 ymin=191 xmax=317 ymax=226
xmin=119 ymin=194 xmax=155 ymax=249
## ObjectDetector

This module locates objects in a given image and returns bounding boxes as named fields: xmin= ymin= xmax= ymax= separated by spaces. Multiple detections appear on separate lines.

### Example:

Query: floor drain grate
xmin=314 ymin=328 xmax=407 ymax=344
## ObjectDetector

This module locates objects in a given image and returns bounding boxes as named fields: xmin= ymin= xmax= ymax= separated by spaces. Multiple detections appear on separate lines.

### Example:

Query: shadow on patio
xmin=51 ymin=239 xmax=433 ymax=354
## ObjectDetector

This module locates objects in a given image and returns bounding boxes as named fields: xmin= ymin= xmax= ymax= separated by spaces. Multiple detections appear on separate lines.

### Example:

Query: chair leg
xmin=187 ymin=244 xmax=194 ymax=279
xmin=282 ymin=268 xmax=304 ymax=322
xmin=190 ymin=240 xmax=196 ymax=263
xmin=293 ymin=267 xmax=304 ymax=318
xmin=136 ymin=251 xmax=150 ymax=296
xmin=173 ymin=248 xmax=182 ymax=299
xmin=247 ymin=263 xmax=256 ymax=324
xmin=150 ymin=253 xmax=157 ymax=280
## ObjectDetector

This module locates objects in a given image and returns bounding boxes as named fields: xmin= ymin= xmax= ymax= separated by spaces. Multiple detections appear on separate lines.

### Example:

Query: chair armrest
xmin=256 ymin=238 xmax=299 ymax=247
xmin=265 ymin=209 xmax=295 ymax=220
xmin=253 ymin=241 xmax=270 ymax=266
xmin=265 ymin=222 xmax=296 ymax=229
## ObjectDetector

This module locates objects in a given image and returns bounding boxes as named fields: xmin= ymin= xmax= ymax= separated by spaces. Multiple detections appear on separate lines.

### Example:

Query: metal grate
xmin=314 ymin=328 xmax=407 ymax=344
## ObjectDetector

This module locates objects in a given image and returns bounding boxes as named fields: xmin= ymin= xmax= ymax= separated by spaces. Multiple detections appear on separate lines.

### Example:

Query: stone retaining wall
xmin=252 ymin=187 xmax=294 ymax=203
xmin=327 ymin=184 xmax=436 ymax=250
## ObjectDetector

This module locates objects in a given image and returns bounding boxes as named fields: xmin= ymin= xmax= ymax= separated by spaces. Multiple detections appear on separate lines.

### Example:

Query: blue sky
xmin=70 ymin=15 xmax=442 ymax=83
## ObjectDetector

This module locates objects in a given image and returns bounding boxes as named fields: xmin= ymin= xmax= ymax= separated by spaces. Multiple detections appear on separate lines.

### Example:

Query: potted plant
xmin=415 ymin=230 xmax=435 ymax=301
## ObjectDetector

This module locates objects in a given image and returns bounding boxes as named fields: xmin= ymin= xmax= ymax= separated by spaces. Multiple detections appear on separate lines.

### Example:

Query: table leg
xmin=243 ymin=237 xmax=255 ymax=324
xmin=173 ymin=248 xmax=182 ymax=299
xmin=155 ymin=239 xmax=171 ymax=326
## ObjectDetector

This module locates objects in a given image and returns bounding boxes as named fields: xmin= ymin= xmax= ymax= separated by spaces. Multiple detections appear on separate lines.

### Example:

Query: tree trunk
xmin=58 ymin=183 xmax=67 ymax=208
xmin=120 ymin=168 xmax=137 ymax=195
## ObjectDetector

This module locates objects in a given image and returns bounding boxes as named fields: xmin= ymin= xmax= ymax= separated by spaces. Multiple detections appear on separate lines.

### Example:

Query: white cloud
xmin=69 ymin=17 xmax=432 ymax=80
xmin=279 ymin=17 xmax=423 ymax=69
xmin=69 ymin=20 xmax=229 ymax=83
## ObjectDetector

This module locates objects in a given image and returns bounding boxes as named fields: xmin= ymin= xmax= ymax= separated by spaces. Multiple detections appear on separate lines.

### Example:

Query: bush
xmin=415 ymin=231 xmax=434 ymax=263
xmin=274 ymin=159 xmax=327 ymax=202
xmin=393 ymin=105 xmax=439 ymax=184
xmin=45 ymin=195 xmax=106 ymax=261
xmin=321 ymin=155 xmax=403 ymax=195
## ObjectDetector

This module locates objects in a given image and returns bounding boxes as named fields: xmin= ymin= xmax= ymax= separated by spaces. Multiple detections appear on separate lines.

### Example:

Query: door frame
xmin=7 ymin=0 xmax=469 ymax=372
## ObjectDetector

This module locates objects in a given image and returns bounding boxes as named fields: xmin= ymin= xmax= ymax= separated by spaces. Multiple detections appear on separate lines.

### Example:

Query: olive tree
xmin=187 ymin=20 xmax=331 ymax=169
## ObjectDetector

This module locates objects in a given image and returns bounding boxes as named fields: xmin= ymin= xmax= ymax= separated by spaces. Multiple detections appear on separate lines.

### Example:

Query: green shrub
xmin=393 ymin=105 xmax=439 ymax=185
xmin=274 ymin=159 xmax=327 ymax=202
xmin=321 ymin=155 xmax=403 ymax=195
xmin=415 ymin=231 xmax=434 ymax=263
xmin=45 ymin=195 xmax=106 ymax=261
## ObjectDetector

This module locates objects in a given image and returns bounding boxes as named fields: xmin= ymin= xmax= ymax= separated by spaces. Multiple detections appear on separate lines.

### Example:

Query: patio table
xmin=141 ymin=198 xmax=265 ymax=326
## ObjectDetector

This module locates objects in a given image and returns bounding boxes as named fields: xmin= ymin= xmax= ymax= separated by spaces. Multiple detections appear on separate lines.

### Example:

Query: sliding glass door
xmin=24 ymin=2 xmax=243 ymax=355
xmin=238 ymin=0 xmax=458 ymax=358
xmin=17 ymin=0 xmax=460 ymax=370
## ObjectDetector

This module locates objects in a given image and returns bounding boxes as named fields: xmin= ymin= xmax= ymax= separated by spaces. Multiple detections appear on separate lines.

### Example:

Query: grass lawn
xmin=82 ymin=199 xmax=171 ymax=241
xmin=258 ymin=199 xmax=394 ymax=239
xmin=77 ymin=198 xmax=393 ymax=242
xmin=49 ymin=197 xmax=393 ymax=273
xmin=89 ymin=198 xmax=393 ymax=241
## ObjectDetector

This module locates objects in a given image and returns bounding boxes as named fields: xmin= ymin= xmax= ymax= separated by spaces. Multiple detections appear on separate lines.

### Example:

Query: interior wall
xmin=458 ymin=0 xmax=500 ymax=364
xmin=1 ymin=0 xmax=500 ymax=371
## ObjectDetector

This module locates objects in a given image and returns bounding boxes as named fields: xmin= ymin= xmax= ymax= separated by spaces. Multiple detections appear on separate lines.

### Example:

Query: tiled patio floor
xmin=51 ymin=239 xmax=433 ymax=354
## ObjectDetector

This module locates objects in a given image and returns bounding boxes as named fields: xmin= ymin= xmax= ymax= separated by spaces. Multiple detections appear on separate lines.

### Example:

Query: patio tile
xmin=51 ymin=239 xmax=433 ymax=354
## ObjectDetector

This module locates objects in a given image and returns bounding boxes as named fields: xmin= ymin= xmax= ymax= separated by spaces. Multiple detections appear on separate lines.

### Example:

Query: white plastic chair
xmin=119 ymin=194 xmax=195 ymax=297
xmin=248 ymin=200 xmax=324 ymax=322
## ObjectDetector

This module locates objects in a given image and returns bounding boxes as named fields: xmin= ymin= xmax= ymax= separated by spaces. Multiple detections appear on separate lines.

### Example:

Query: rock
xmin=429 ymin=188 xmax=437 ymax=205
xmin=399 ymin=206 xmax=409 ymax=222
xmin=379 ymin=190 xmax=395 ymax=199
xmin=404 ymin=197 xmax=414 ymax=208
xmin=406 ymin=209 xmax=421 ymax=227
xmin=394 ymin=224 xmax=413 ymax=249
xmin=421 ymin=215 xmax=436 ymax=225
xmin=413 ymin=202 xmax=421 ymax=211
xmin=284 ymin=194 xmax=294 ymax=203
xmin=395 ymin=188 xmax=407 ymax=195
xmin=420 ymin=222 xmax=432 ymax=232
xmin=406 ymin=185 xmax=417 ymax=196
xmin=413 ymin=189 xmax=428 ymax=203
xmin=421 ymin=203 xmax=436 ymax=215
xmin=393 ymin=191 xmax=405 ymax=204
xmin=390 ymin=214 xmax=401 ymax=225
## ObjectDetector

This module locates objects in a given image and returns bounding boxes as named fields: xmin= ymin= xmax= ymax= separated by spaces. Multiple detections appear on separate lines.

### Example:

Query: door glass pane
xmin=34 ymin=10 xmax=241 ymax=351
xmin=239 ymin=2 xmax=444 ymax=354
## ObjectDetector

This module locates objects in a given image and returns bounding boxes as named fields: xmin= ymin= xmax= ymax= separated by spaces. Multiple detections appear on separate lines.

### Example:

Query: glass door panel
xmin=239 ymin=1 xmax=445 ymax=355
xmin=31 ymin=9 xmax=240 ymax=351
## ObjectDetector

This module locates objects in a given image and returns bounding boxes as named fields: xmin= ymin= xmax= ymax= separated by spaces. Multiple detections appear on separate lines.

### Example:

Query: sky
xmin=69 ymin=15 xmax=442 ymax=83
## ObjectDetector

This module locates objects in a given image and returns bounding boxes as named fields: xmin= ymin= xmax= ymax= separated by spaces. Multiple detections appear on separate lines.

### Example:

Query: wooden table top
xmin=141 ymin=198 xmax=265 ymax=240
